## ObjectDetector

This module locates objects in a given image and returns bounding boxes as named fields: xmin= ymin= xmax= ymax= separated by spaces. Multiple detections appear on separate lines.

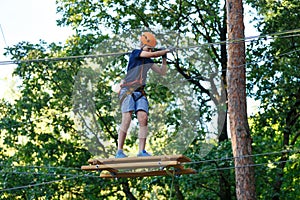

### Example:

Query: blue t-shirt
xmin=124 ymin=49 xmax=154 ymax=86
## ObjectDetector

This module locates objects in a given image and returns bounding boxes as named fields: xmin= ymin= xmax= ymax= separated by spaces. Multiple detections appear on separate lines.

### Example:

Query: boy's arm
xmin=140 ymin=46 xmax=176 ymax=58
xmin=140 ymin=49 xmax=169 ymax=58
xmin=151 ymin=57 xmax=167 ymax=76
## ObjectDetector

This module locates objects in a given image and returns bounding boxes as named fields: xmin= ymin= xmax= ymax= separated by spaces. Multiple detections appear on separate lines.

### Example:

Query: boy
xmin=116 ymin=32 xmax=174 ymax=158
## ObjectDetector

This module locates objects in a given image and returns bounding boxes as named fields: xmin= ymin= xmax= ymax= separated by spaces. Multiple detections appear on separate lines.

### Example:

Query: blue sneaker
xmin=137 ymin=150 xmax=151 ymax=157
xmin=115 ymin=150 xmax=127 ymax=158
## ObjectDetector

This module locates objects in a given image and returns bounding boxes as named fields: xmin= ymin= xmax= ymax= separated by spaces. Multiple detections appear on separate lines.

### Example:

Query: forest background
xmin=0 ymin=0 xmax=299 ymax=199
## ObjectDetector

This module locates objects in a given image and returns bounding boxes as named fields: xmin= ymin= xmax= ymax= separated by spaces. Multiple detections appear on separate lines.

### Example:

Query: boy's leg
xmin=137 ymin=110 xmax=148 ymax=152
xmin=118 ymin=111 xmax=132 ymax=150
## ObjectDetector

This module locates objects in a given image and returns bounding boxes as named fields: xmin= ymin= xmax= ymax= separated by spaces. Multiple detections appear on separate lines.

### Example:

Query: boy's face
xmin=142 ymin=45 xmax=154 ymax=52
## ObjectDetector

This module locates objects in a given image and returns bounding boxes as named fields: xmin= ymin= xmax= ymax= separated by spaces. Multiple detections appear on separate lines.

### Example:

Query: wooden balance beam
xmin=81 ymin=154 xmax=196 ymax=178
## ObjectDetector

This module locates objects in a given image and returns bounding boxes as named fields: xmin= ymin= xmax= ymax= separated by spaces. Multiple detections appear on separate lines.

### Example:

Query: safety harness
xmin=119 ymin=61 xmax=147 ymax=104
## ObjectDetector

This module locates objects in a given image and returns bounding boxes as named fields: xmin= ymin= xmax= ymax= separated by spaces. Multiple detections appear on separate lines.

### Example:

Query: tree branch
xmin=291 ymin=130 xmax=300 ymax=146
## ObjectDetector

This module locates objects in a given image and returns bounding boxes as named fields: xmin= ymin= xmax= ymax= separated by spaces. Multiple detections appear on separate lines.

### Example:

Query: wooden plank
xmin=88 ymin=154 xmax=191 ymax=165
xmin=82 ymin=154 xmax=196 ymax=178
xmin=81 ymin=165 xmax=118 ymax=174
xmin=99 ymin=168 xmax=196 ymax=178
xmin=88 ymin=154 xmax=190 ymax=164
xmin=82 ymin=161 xmax=179 ymax=171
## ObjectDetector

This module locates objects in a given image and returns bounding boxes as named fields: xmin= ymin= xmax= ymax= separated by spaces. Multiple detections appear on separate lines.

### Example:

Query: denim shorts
xmin=119 ymin=88 xmax=149 ymax=114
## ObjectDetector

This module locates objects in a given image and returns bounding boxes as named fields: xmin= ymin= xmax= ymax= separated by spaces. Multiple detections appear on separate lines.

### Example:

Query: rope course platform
xmin=81 ymin=154 xmax=196 ymax=178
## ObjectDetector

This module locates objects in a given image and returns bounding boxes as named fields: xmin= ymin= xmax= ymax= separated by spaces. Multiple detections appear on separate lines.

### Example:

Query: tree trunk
xmin=218 ymin=3 xmax=232 ymax=200
xmin=174 ymin=182 xmax=184 ymax=200
xmin=122 ymin=181 xmax=137 ymax=200
xmin=226 ymin=0 xmax=256 ymax=199
xmin=219 ymin=2 xmax=229 ymax=143
xmin=273 ymin=89 xmax=300 ymax=199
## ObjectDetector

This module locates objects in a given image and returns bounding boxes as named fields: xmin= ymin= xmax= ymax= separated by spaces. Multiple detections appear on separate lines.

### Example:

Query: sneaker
xmin=115 ymin=150 xmax=127 ymax=158
xmin=137 ymin=150 xmax=151 ymax=157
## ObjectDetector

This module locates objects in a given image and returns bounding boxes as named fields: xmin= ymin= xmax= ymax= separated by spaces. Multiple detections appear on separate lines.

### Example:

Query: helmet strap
xmin=141 ymin=44 xmax=146 ymax=50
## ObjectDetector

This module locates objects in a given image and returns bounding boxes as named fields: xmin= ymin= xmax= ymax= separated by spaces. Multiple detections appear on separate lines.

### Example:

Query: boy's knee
xmin=137 ymin=111 xmax=148 ymax=125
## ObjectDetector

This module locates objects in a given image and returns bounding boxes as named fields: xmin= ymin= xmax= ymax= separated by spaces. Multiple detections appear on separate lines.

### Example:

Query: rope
xmin=198 ymin=159 xmax=294 ymax=173
xmin=0 ymin=24 xmax=8 ymax=48
xmin=0 ymin=169 xmax=100 ymax=179
xmin=0 ymin=28 xmax=299 ymax=66
xmin=0 ymin=156 xmax=297 ymax=193
xmin=167 ymin=168 xmax=176 ymax=199
xmin=0 ymin=149 xmax=297 ymax=174
xmin=1 ymin=45 xmax=299 ymax=131
xmin=0 ymin=28 xmax=298 ymax=193
xmin=0 ymin=52 xmax=130 ymax=66
xmin=184 ymin=149 xmax=300 ymax=165
xmin=0 ymin=175 xmax=84 ymax=193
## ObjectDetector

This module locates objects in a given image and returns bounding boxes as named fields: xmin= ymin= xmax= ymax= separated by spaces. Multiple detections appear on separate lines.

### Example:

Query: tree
xmin=5 ymin=0 xmax=299 ymax=198
xmin=0 ymin=0 xmax=266 ymax=199
xmin=0 ymin=37 xmax=113 ymax=199
xmin=246 ymin=0 xmax=300 ymax=199
xmin=226 ymin=0 xmax=256 ymax=199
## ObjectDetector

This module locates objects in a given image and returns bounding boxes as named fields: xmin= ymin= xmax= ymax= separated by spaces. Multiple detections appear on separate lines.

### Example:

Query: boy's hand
xmin=167 ymin=46 xmax=176 ymax=53
xmin=154 ymin=47 xmax=166 ymax=51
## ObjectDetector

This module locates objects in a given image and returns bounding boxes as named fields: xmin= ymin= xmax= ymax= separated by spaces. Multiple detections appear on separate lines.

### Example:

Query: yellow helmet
xmin=140 ymin=32 xmax=157 ymax=47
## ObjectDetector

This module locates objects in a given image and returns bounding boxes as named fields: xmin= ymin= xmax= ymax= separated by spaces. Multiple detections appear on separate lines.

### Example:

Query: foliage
xmin=246 ymin=0 xmax=300 ymax=199
xmin=0 ymin=0 xmax=233 ymax=199
xmin=2 ymin=0 xmax=299 ymax=199
xmin=0 ymin=36 xmax=112 ymax=199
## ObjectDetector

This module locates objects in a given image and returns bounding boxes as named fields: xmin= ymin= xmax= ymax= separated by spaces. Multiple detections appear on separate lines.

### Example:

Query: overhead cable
xmin=0 ymin=148 xmax=298 ymax=172
xmin=0 ymin=175 xmax=83 ymax=193
xmin=0 ymin=157 xmax=297 ymax=193
xmin=2 ymin=49 xmax=300 ymax=132
xmin=0 ymin=28 xmax=299 ymax=66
